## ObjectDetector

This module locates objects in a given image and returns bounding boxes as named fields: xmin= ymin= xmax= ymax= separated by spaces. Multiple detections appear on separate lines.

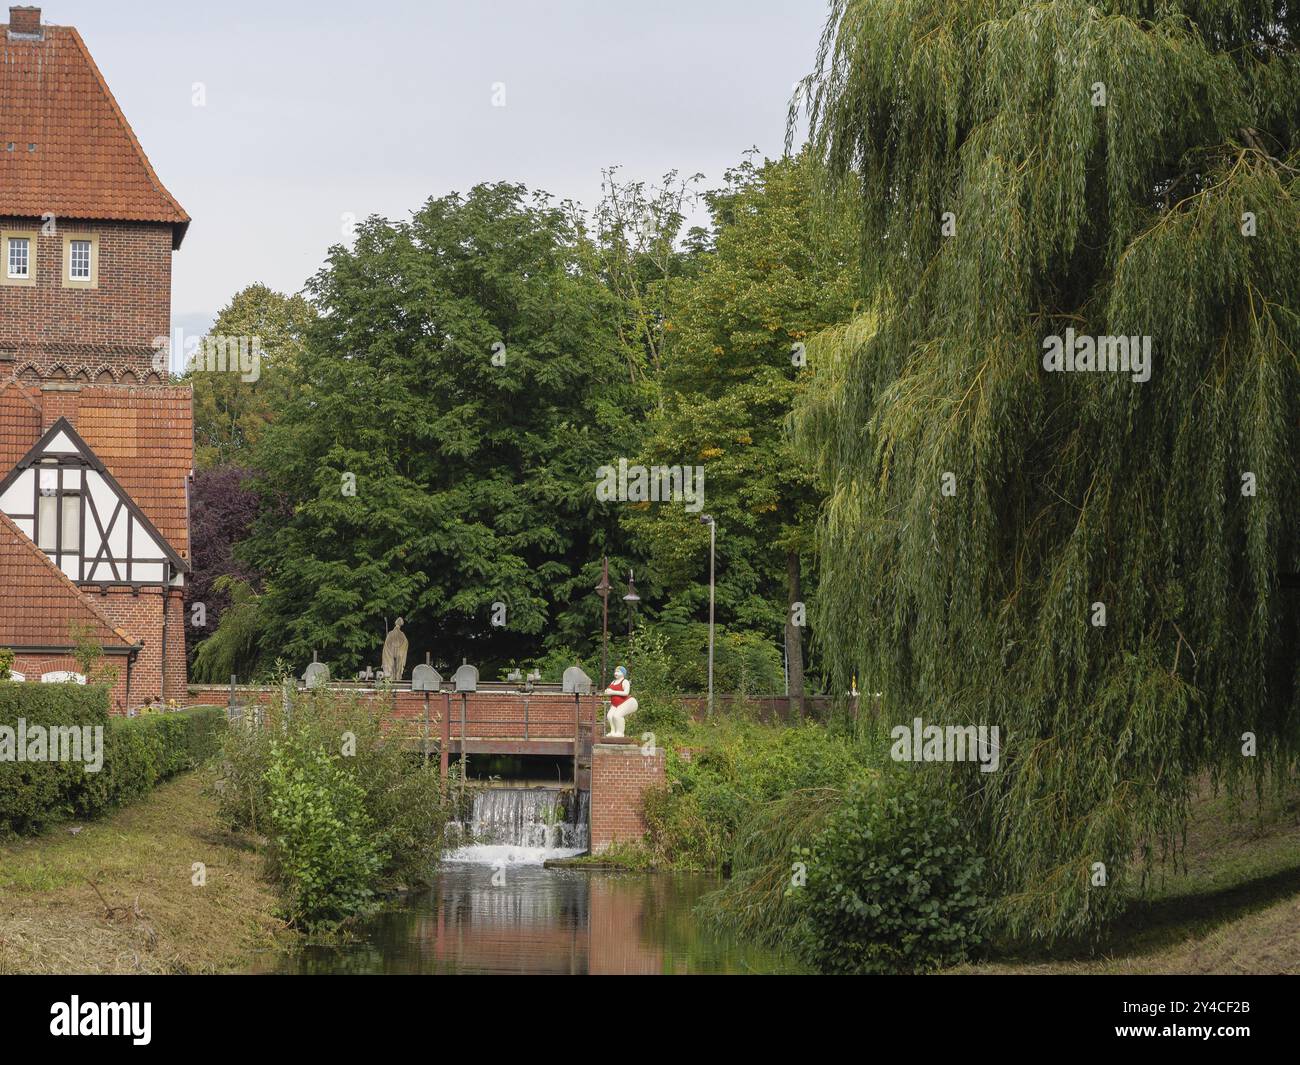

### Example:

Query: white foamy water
xmin=444 ymin=787 xmax=589 ymax=865
xmin=442 ymin=843 xmax=586 ymax=865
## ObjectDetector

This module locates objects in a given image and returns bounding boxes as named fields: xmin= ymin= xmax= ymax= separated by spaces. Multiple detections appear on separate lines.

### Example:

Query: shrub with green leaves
xmin=0 ymin=682 xmax=108 ymax=834
xmin=265 ymin=740 xmax=382 ymax=928
xmin=795 ymin=769 xmax=986 ymax=974
xmin=0 ymin=685 xmax=223 ymax=835
xmin=216 ymin=686 xmax=450 ymax=926
xmin=642 ymin=717 xmax=873 ymax=869
xmin=74 ymin=707 xmax=225 ymax=817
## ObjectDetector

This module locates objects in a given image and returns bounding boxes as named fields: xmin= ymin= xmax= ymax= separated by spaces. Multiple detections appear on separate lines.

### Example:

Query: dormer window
xmin=1 ymin=230 xmax=36 ymax=286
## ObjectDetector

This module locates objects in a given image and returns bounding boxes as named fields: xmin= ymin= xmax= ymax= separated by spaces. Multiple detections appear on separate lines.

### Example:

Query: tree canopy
xmin=625 ymin=152 xmax=863 ymax=698
xmin=186 ymin=284 xmax=316 ymax=470
xmin=236 ymin=183 xmax=636 ymax=674
xmin=793 ymin=0 xmax=1300 ymax=939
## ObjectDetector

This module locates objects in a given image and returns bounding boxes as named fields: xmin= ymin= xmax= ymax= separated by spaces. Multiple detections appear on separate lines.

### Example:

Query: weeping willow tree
xmin=791 ymin=0 xmax=1300 ymax=941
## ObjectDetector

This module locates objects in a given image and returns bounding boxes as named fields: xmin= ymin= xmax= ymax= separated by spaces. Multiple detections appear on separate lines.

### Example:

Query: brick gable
xmin=0 ymin=379 xmax=193 ymax=559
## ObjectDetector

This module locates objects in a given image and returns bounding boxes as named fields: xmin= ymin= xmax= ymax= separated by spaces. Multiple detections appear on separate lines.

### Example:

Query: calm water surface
xmin=259 ymin=864 xmax=800 ymax=975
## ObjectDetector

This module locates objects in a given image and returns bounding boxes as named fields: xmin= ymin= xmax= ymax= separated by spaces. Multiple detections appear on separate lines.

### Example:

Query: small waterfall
xmin=445 ymin=787 xmax=589 ymax=865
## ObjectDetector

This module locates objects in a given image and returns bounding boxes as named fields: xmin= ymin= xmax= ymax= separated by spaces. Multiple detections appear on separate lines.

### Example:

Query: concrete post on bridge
xmin=589 ymin=739 xmax=664 ymax=855
xmin=453 ymin=664 xmax=478 ymax=800
xmin=411 ymin=660 xmax=442 ymax=761
xmin=563 ymin=666 xmax=594 ymax=791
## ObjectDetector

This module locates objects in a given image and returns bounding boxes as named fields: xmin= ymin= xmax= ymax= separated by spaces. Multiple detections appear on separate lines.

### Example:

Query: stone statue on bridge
xmin=604 ymin=665 xmax=638 ymax=738
xmin=382 ymin=617 xmax=409 ymax=683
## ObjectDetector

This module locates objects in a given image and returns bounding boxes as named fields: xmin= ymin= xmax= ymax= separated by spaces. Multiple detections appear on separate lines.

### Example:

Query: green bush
xmin=74 ymin=707 xmax=225 ymax=817
xmin=643 ymin=717 xmax=873 ymax=869
xmin=0 ymin=682 xmax=223 ymax=835
xmin=216 ymin=686 xmax=450 ymax=928
xmin=795 ymin=768 xmax=986 ymax=974
xmin=0 ymin=682 xmax=110 ymax=834
xmin=266 ymin=741 xmax=382 ymax=928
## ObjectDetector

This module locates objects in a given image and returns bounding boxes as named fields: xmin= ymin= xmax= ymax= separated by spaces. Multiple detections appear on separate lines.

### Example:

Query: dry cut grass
xmin=0 ymin=768 xmax=288 ymax=974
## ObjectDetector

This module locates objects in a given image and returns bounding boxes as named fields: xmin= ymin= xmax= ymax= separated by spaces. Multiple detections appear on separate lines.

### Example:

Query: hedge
xmin=0 ymin=681 xmax=225 ymax=835
xmin=0 ymin=682 xmax=108 ymax=835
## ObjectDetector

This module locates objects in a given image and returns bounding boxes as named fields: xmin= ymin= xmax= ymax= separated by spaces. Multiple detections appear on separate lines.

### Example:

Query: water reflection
xmin=260 ymin=866 xmax=799 ymax=975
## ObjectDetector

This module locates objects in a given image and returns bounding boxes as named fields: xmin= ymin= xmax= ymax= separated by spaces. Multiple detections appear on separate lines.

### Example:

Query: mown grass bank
xmin=0 ymin=767 xmax=289 ymax=974
xmin=954 ymin=782 xmax=1300 ymax=975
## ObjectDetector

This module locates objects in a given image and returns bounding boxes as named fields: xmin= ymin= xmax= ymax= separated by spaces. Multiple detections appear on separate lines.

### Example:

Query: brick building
xmin=0 ymin=7 xmax=192 ymax=712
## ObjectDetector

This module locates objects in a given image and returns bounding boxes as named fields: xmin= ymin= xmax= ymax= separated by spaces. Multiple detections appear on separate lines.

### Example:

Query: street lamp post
xmin=595 ymin=557 xmax=611 ymax=692
xmin=623 ymin=569 xmax=640 ymax=673
xmin=700 ymin=514 xmax=715 ymax=717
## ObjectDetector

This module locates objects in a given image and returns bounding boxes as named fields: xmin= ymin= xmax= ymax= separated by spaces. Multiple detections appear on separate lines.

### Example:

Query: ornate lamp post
xmin=623 ymin=569 xmax=640 ymax=671
xmin=699 ymin=514 xmax=716 ymax=717
xmin=595 ymin=557 xmax=611 ymax=691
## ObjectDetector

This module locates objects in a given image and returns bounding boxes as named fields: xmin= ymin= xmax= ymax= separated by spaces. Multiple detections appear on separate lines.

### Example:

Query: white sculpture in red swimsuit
xmin=604 ymin=665 xmax=638 ymax=738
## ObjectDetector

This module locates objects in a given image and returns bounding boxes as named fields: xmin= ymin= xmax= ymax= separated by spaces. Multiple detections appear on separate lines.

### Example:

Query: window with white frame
xmin=62 ymin=233 xmax=98 ymax=288
xmin=7 ymin=237 xmax=29 ymax=279
xmin=69 ymin=239 xmax=91 ymax=280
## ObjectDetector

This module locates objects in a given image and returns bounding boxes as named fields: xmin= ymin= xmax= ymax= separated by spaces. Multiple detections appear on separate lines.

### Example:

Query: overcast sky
xmin=48 ymin=0 xmax=829 ymax=343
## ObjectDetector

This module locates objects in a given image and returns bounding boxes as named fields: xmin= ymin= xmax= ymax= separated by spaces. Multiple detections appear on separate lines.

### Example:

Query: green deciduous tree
xmin=627 ymin=152 xmax=862 ymax=703
xmin=187 ymin=284 xmax=317 ymax=470
xmin=238 ymin=183 xmax=636 ymax=674
xmin=793 ymin=0 xmax=1300 ymax=940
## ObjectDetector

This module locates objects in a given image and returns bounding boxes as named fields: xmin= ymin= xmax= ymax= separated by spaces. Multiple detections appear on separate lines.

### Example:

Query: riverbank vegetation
xmin=625 ymin=694 xmax=1300 ymax=974
xmin=622 ymin=699 xmax=991 ymax=972
xmin=215 ymin=687 xmax=452 ymax=930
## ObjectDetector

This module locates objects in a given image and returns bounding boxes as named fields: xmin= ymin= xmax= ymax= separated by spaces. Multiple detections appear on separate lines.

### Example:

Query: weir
xmin=446 ymin=786 xmax=589 ymax=865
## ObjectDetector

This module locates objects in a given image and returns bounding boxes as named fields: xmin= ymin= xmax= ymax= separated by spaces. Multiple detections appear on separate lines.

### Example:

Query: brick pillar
xmin=589 ymin=742 xmax=664 ymax=854
xmin=163 ymin=586 xmax=188 ymax=700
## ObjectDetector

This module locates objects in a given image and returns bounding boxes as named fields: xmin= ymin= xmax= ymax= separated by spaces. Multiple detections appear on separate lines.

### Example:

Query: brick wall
xmin=90 ymin=585 xmax=186 ymax=707
xmin=163 ymin=587 xmax=187 ymax=700
xmin=0 ymin=216 xmax=173 ymax=379
xmin=589 ymin=742 xmax=664 ymax=854
xmin=9 ymin=651 xmax=130 ymax=713
xmin=183 ymin=685 xmax=601 ymax=740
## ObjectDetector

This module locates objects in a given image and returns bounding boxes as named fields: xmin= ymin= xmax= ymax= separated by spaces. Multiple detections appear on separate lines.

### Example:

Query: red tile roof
xmin=0 ymin=377 xmax=41 ymax=472
xmin=0 ymin=378 xmax=192 ymax=559
xmin=0 ymin=19 xmax=189 ymax=245
xmin=75 ymin=386 xmax=193 ymax=559
xmin=0 ymin=510 xmax=135 ymax=649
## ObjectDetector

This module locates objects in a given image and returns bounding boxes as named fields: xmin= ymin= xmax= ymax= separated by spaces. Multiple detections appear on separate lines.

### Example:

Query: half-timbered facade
xmin=0 ymin=7 xmax=192 ymax=711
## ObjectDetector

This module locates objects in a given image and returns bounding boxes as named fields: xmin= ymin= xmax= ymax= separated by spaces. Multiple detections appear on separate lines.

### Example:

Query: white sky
xmin=45 ymin=0 xmax=829 ymax=344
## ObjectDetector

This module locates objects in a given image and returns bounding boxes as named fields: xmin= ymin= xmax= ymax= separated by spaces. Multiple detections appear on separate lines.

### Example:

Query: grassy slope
xmin=956 ymin=783 xmax=1300 ymax=974
xmin=0 ymin=768 xmax=287 ymax=974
